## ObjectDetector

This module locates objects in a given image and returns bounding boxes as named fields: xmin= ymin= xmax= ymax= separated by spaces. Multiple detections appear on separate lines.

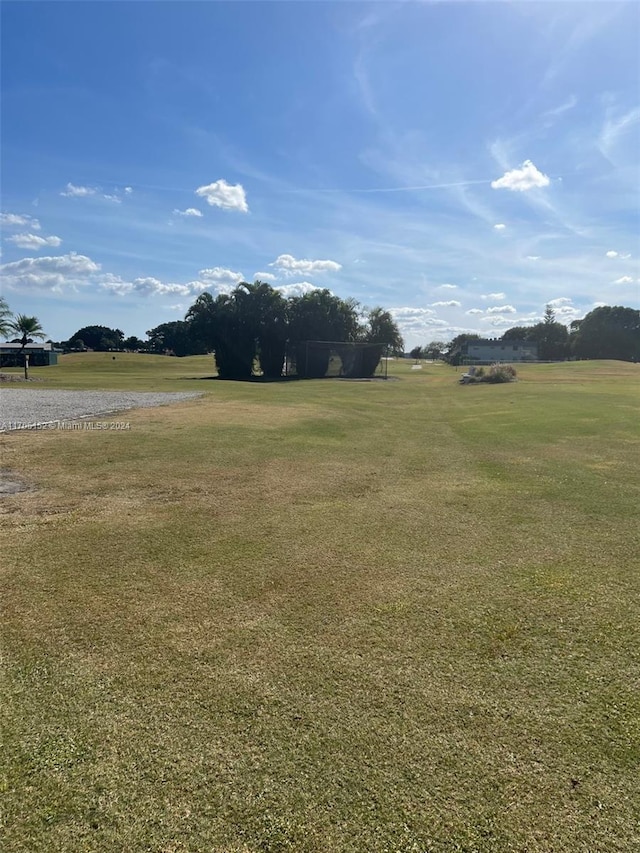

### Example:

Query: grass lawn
xmin=2 ymin=355 xmax=639 ymax=852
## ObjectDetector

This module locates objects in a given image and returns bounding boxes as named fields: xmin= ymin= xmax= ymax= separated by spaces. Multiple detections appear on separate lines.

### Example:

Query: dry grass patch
xmin=2 ymin=359 xmax=640 ymax=852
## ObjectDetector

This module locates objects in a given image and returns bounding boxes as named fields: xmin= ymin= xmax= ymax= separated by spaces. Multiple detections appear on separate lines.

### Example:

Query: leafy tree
xmin=242 ymin=281 xmax=289 ymax=379
xmin=571 ymin=306 xmax=640 ymax=361
xmin=501 ymin=326 xmax=532 ymax=341
xmin=445 ymin=333 xmax=481 ymax=365
xmin=8 ymin=314 xmax=46 ymax=379
xmin=185 ymin=292 xmax=216 ymax=351
xmin=527 ymin=305 xmax=569 ymax=360
xmin=423 ymin=340 xmax=447 ymax=360
xmin=123 ymin=336 xmax=146 ymax=351
xmin=361 ymin=307 xmax=404 ymax=353
xmin=68 ymin=325 xmax=125 ymax=351
xmin=409 ymin=346 xmax=423 ymax=360
xmin=146 ymin=321 xmax=206 ymax=357
xmin=288 ymin=289 xmax=359 ymax=345
xmin=288 ymin=290 xmax=360 ymax=377
xmin=186 ymin=290 xmax=254 ymax=379
xmin=0 ymin=297 xmax=13 ymax=338
xmin=340 ymin=306 xmax=404 ymax=376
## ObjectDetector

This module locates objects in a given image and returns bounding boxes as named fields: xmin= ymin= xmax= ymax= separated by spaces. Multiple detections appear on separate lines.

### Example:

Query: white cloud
xmin=60 ymin=183 xmax=127 ymax=202
xmin=550 ymin=301 xmax=581 ymax=320
xmin=101 ymin=274 xmax=209 ymax=297
xmin=486 ymin=305 xmax=516 ymax=314
xmin=437 ymin=283 xmax=457 ymax=290
xmin=481 ymin=292 xmax=506 ymax=300
xmin=198 ymin=267 xmax=245 ymax=290
xmin=275 ymin=282 xmax=320 ymax=298
xmin=606 ymin=251 xmax=632 ymax=260
xmin=61 ymin=183 xmax=97 ymax=198
xmin=6 ymin=233 xmax=62 ymax=250
xmin=613 ymin=276 xmax=634 ymax=285
xmin=195 ymin=179 xmax=248 ymax=212
xmin=253 ymin=271 xmax=277 ymax=282
xmin=526 ymin=255 xmax=541 ymax=260
xmin=483 ymin=316 xmax=516 ymax=327
xmin=174 ymin=208 xmax=203 ymax=217
xmin=491 ymin=160 xmax=550 ymax=192
xmin=389 ymin=307 xmax=437 ymax=320
xmin=1 ymin=212 xmax=41 ymax=230
xmin=270 ymin=254 xmax=342 ymax=276
xmin=541 ymin=95 xmax=578 ymax=120
xmin=493 ymin=223 xmax=507 ymax=230
xmin=430 ymin=300 xmax=461 ymax=308
xmin=466 ymin=308 xmax=484 ymax=315
xmin=0 ymin=252 xmax=100 ymax=291
xmin=388 ymin=306 xmax=449 ymax=343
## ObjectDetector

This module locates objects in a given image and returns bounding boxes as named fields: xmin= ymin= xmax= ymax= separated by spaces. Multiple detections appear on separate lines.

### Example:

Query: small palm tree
xmin=8 ymin=314 xmax=46 ymax=379
xmin=0 ymin=297 xmax=13 ymax=338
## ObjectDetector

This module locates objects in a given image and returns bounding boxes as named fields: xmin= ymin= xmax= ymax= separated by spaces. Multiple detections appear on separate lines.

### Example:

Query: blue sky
xmin=1 ymin=0 xmax=638 ymax=348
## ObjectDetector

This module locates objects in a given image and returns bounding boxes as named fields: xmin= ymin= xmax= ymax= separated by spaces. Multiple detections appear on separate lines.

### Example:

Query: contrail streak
xmin=285 ymin=179 xmax=492 ymax=194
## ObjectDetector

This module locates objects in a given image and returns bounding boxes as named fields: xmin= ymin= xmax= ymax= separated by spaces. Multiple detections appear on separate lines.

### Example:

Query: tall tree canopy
xmin=8 ymin=313 xmax=46 ymax=379
xmin=445 ymin=333 xmax=481 ymax=365
xmin=287 ymin=289 xmax=360 ymax=345
xmin=238 ymin=281 xmax=289 ymax=379
xmin=500 ymin=326 xmax=532 ymax=341
xmin=8 ymin=314 xmax=46 ymax=348
xmin=68 ymin=325 xmax=124 ymax=351
xmin=146 ymin=321 xmax=207 ymax=357
xmin=571 ymin=306 xmax=640 ymax=361
xmin=423 ymin=341 xmax=447 ymax=360
xmin=288 ymin=289 xmax=361 ymax=378
xmin=0 ymin=297 xmax=13 ymax=338
xmin=360 ymin=307 xmax=404 ymax=354
xmin=501 ymin=308 xmax=568 ymax=360
xmin=528 ymin=305 xmax=569 ymax=360
xmin=186 ymin=289 xmax=255 ymax=379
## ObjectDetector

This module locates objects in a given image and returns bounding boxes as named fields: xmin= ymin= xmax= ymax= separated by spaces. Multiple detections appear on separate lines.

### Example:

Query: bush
xmin=479 ymin=363 xmax=517 ymax=383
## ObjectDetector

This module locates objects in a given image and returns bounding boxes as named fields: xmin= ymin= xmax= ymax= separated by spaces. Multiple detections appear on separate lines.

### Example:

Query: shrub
xmin=480 ymin=363 xmax=517 ymax=383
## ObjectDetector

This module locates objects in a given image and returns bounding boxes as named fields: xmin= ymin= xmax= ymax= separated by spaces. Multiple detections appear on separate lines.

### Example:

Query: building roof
xmin=0 ymin=341 xmax=55 ymax=350
xmin=467 ymin=339 xmax=537 ymax=346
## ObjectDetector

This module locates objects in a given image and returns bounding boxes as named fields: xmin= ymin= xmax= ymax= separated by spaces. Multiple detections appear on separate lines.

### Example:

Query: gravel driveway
xmin=0 ymin=389 xmax=203 ymax=431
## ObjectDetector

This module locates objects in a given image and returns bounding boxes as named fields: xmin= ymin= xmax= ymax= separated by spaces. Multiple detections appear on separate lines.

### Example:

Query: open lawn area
xmin=2 ymin=355 xmax=639 ymax=852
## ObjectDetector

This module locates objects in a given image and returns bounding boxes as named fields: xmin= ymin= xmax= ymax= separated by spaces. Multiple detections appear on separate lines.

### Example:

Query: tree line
xmin=411 ymin=305 xmax=640 ymax=364
xmin=60 ymin=283 xmax=405 ymax=379
xmin=4 ymin=292 xmax=638 ymax=379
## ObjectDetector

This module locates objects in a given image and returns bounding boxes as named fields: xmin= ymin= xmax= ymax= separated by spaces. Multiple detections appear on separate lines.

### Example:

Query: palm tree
xmin=0 ymin=297 xmax=13 ymax=338
xmin=8 ymin=314 xmax=46 ymax=379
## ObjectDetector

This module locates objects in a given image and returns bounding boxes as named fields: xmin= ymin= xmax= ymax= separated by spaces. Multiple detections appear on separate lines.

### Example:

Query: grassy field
xmin=2 ymin=355 xmax=639 ymax=852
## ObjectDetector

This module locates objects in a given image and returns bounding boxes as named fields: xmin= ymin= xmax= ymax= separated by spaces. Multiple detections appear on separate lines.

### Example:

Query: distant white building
xmin=460 ymin=339 xmax=538 ymax=363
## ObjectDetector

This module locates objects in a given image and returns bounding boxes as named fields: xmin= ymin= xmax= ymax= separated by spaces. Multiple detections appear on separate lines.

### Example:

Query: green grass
xmin=2 ymin=356 xmax=640 ymax=852
xmin=2 ymin=351 xmax=216 ymax=391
